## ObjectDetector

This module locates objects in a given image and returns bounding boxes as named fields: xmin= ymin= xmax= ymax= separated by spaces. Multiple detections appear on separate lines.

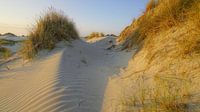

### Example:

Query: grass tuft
xmin=85 ymin=32 xmax=105 ymax=40
xmin=0 ymin=47 xmax=11 ymax=59
xmin=0 ymin=39 xmax=18 ymax=46
xmin=120 ymin=75 xmax=198 ymax=112
xmin=119 ymin=0 xmax=197 ymax=49
xmin=21 ymin=7 xmax=79 ymax=59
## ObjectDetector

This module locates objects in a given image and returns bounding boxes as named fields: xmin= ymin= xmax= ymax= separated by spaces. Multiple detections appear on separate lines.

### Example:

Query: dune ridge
xmin=0 ymin=38 xmax=133 ymax=112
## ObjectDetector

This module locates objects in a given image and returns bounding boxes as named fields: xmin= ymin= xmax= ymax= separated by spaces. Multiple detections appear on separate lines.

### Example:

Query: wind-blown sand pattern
xmin=0 ymin=38 xmax=133 ymax=112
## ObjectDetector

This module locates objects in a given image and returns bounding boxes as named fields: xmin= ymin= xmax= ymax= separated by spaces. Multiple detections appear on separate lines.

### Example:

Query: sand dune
xmin=0 ymin=38 xmax=133 ymax=112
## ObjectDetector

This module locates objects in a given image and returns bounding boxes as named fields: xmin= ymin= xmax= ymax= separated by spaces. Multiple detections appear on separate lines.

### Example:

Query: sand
xmin=0 ymin=37 xmax=133 ymax=112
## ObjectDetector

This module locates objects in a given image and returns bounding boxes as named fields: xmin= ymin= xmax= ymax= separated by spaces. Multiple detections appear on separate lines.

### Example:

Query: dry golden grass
xmin=119 ymin=74 xmax=198 ymax=112
xmin=119 ymin=0 xmax=197 ymax=49
xmin=85 ymin=32 xmax=105 ymax=40
xmin=0 ymin=47 xmax=11 ymax=59
xmin=117 ymin=19 xmax=137 ymax=43
xmin=104 ymin=0 xmax=200 ymax=112
xmin=145 ymin=0 xmax=157 ymax=12
xmin=139 ymin=0 xmax=195 ymax=38
xmin=21 ymin=8 xmax=79 ymax=59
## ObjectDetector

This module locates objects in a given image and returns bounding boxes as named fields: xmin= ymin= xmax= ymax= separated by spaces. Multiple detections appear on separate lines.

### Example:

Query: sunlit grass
xmin=119 ymin=0 xmax=198 ymax=49
xmin=21 ymin=7 xmax=79 ymax=59
xmin=115 ymin=0 xmax=200 ymax=112
xmin=120 ymin=74 xmax=199 ymax=112
xmin=85 ymin=32 xmax=105 ymax=40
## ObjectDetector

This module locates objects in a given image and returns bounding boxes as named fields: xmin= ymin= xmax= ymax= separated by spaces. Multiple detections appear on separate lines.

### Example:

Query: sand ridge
xmin=0 ymin=38 xmax=133 ymax=112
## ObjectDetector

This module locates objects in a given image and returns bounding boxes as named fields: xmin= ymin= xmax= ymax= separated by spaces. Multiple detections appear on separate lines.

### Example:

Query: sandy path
xmin=0 ymin=39 xmax=133 ymax=112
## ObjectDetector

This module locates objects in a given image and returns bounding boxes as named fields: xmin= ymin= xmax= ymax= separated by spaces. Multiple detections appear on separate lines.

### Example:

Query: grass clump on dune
xmin=0 ymin=39 xmax=17 ymax=46
xmin=21 ymin=8 xmax=79 ymax=59
xmin=85 ymin=32 xmax=105 ymax=40
xmin=120 ymin=75 xmax=198 ymax=112
xmin=105 ymin=0 xmax=200 ymax=112
xmin=0 ymin=47 xmax=11 ymax=59
xmin=138 ymin=0 xmax=195 ymax=39
xmin=118 ymin=0 xmax=197 ymax=49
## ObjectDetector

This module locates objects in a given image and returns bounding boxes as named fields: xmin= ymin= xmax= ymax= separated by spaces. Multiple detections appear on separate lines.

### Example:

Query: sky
xmin=0 ymin=0 xmax=149 ymax=36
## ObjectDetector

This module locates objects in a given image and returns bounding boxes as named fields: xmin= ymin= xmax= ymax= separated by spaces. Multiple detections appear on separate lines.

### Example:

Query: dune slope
xmin=0 ymin=38 xmax=133 ymax=112
xmin=103 ymin=1 xmax=200 ymax=111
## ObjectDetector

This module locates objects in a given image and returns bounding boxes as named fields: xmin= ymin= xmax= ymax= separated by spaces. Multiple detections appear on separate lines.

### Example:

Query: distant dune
xmin=1 ymin=33 xmax=17 ymax=37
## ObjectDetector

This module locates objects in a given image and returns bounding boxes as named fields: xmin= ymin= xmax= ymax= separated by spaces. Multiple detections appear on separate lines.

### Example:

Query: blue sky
xmin=0 ymin=0 xmax=149 ymax=36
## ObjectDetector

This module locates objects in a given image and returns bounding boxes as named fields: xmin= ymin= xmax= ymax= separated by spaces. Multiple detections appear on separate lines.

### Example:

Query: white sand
xmin=0 ymin=37 xmax=133 ymax=112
